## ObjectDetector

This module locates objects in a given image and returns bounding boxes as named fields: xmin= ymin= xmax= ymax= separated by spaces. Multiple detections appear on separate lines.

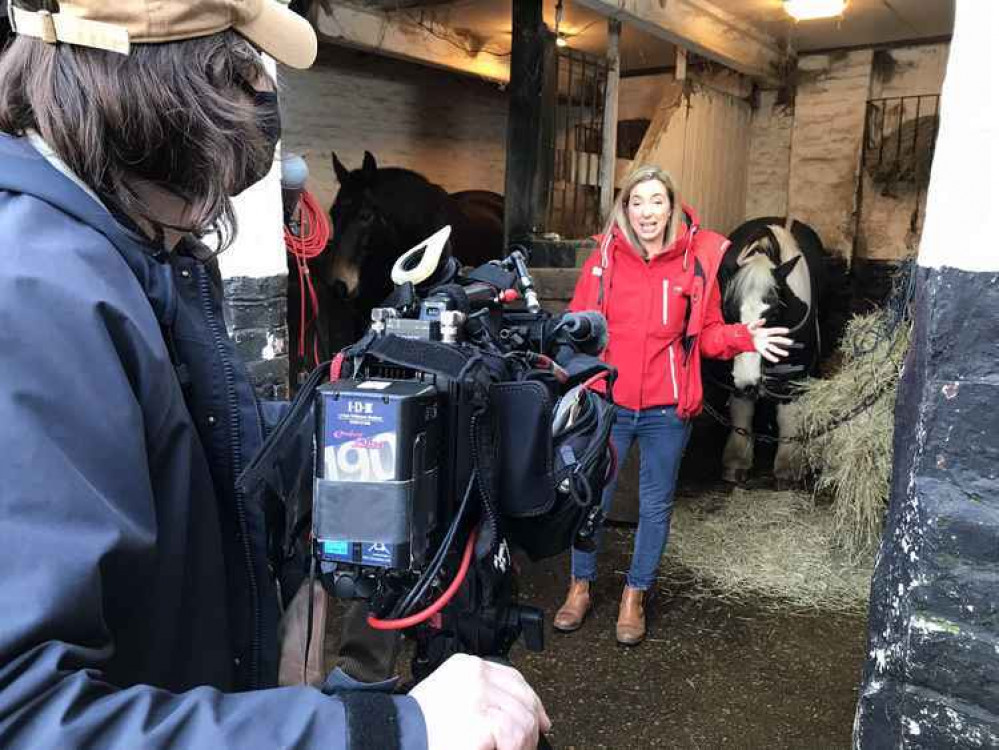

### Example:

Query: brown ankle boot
xmin=616 ymin=586 xmax=646 ymax=645
xmin=553 ymin=579 xmax=591 ymax=632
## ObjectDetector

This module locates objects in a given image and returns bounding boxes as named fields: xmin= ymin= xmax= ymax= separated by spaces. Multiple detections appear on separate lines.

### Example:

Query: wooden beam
xmin=572 ymin=0 xmax=785 ymax=83
xmin=630 ymin=79 xmax=685 ymax=171
xmin=504 ymin=0 xmax=553 ymax=248
xmin=310 ymin=3 xmax=510 ymax=82
xmin=600 ymin=19 xmax=622 ymax=220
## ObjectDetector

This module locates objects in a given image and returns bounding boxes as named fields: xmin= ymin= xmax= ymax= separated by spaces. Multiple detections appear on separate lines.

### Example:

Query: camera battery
xmin=314 ymin=379 xmax=441 ymax=569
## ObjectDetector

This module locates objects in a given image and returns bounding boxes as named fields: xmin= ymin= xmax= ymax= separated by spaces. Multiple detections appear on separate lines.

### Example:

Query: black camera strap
xmin=343 ymin=692 xmax=401 ymax=750
xmin=236 ymin=358 xmax=330 ymax=495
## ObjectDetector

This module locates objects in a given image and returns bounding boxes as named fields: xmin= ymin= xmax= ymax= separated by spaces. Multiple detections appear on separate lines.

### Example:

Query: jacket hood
xmin=0 ymin=133 xmax=176 ymax=325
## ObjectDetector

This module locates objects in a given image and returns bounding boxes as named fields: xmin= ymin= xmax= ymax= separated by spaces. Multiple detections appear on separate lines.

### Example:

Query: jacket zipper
xmin=668 ymin=342 xmax=679 ymax=403
xmin=198 ymin=268 xmax=261 ymax=689
xmin=638 ymin=273 xmax=652 ymax=410
xmin=664 ymin=278 xmax=679 ymax=403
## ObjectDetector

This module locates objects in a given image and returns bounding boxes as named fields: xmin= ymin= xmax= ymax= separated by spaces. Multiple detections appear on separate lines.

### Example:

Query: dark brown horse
xmin=321 ymin=151 xmax=504 ymax=346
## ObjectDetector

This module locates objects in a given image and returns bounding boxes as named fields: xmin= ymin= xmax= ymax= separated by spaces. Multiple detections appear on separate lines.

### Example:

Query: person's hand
xmin=409 ymin=653 xmax=552 ymax=750
xmin=747 ymin=319 xmax=793 ymax=363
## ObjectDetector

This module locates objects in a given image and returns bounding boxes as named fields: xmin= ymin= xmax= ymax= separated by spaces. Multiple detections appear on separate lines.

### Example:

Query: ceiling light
xmin=556 ymin=32 xmax=568 ymax=48
xmin=783 ymin=0 xmax=847 ymax=21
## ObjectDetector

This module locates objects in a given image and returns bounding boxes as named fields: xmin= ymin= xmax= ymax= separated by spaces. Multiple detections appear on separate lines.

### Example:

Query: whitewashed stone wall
xmin=787 ymin=49 xmax=874 ymax=260
xmin=869 ymin=43 xmax=950 ymax=100
xmin=279 ymin=45 xmax=509 ymax=213
xmin=744 ymin=43 xmax=951 ymax=264
xmin=744 ymin=89 xmax=793 ymax=220
xmin=858 ymin=43 xmax=951 ymax=261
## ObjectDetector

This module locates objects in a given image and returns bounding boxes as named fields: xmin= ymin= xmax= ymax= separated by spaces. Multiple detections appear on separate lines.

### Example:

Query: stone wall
xmin=856 ymin=44 xmax=951 ymax=263
xmin=223 ymin=275 xmax=290 ymax=400
xmin=744 ymin=89 xmax=793 ymax=220
xmin=744 ymin=43 xmax=951 ymax=268
xmin=854 ymin=7 xmax=997 ymax=743
xmin=869 ymin=43 xmax=950 ymax=100
xmin=787 ymin=49 xmax=874 ymax=260
xmin=280 ymin=44 xmax=509 ymax=213
xmin=217 ymin=58 xmax=290 ymax=400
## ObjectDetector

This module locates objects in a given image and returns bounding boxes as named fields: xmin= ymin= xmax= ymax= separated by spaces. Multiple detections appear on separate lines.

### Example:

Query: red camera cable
xmin=366 ymin=528 xmax=478 ymax=631
xmin=284 ymin=190 xmax=330 ymax=367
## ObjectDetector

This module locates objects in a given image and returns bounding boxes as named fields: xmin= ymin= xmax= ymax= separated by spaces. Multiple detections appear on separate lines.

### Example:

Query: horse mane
xmin=370 ymin=166 xmax=435 ymax=186
xmin=725 ymin=252 xmax=776 ymax=309
xmin=725 ymin=224 xmax=811 ymax=312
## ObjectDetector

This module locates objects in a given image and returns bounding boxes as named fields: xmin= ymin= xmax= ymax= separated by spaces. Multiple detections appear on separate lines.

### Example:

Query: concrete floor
xmin=511 ymin=526 xmax=867 ymax=749
xmin=322 ymin=492 xmax=868 ymax=749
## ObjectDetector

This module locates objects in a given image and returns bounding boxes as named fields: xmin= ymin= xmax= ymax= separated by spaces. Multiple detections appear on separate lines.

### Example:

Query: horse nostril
xmin=331 ymin=280 xmax=349 ymax=299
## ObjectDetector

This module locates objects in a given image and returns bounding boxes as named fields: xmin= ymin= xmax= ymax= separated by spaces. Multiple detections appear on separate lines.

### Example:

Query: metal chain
xmin=702 ymin=258 xmax=917 ymax=445
xmin=701 ymin=374 xmax=897 ymax=444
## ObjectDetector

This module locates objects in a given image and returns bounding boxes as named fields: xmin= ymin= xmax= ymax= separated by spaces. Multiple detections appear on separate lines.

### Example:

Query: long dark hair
xmin=0 ymin=4 xmax=270 ymax=249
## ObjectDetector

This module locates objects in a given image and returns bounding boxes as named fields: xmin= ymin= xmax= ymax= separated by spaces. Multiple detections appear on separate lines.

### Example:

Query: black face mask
xmin=231 ymin=90 xmax=282 ymax=196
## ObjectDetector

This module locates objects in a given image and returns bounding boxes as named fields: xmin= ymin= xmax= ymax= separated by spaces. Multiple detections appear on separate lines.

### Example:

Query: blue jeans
xmin=571 ymin=405 xmax=691 ymax=590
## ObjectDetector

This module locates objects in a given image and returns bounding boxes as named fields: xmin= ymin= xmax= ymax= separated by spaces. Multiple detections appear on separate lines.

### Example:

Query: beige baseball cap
xmin=8 ymin=0 xmax=318 ymax=69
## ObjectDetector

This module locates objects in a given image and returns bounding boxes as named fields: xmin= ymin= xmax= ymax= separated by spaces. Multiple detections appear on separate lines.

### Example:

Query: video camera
xmin=242 ymin=226 xmax=616 ymax=677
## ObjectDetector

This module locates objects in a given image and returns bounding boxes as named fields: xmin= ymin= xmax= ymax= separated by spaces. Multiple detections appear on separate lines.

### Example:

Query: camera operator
xmin=0 ymin=2 xmax=548 ymax=748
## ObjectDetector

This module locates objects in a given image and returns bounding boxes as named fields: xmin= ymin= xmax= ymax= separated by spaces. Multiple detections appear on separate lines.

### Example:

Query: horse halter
xmin=737 ymin=225 xmax=814 ymax=338
xmin=731 ymin=224 xmax=817 ymax=401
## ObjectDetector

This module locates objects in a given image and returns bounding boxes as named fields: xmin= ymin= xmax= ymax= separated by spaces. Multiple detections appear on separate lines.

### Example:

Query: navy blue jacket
xmin=0 ymin=134 xmax=426 ymax=748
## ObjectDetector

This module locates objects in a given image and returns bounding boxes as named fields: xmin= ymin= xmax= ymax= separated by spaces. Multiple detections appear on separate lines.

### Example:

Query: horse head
xmin=327 ymin=150 xmax=392 ymax=303
xmin=321 ymin=152 xmax=503 ymax=348
xmin=726 ymin=225 xmax=810 ymax=395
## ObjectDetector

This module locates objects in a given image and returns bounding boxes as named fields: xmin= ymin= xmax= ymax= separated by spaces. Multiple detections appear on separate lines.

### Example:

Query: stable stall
xmin=210 ymin=2 xmax=993 ymax=746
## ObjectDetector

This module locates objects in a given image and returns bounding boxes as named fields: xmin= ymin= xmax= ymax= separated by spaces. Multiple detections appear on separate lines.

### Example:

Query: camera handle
xmin=407 ymin=554 xmax=552 ymax=746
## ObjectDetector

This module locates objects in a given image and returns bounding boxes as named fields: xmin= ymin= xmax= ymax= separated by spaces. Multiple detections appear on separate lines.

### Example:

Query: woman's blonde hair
xmin=603 ymin=165 xmax=683 ymax=256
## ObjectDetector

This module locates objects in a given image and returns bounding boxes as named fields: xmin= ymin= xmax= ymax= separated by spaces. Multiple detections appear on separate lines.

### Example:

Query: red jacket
xmin=569 ymin=206 xmax=754 ymax=418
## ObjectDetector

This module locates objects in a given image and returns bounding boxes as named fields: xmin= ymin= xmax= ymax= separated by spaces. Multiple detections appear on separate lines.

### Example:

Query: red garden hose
xmin=284 ymin=190 xmax=330 ymax=368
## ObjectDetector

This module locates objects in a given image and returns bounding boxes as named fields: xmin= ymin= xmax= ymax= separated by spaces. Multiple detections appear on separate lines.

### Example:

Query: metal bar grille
xmin=861 ymin=94 xmax=942 ymax=228
xmin=542 ymin=47 xmax=609 ymax=239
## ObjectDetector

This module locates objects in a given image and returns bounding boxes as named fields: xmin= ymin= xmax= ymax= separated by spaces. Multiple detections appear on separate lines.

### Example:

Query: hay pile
xmin=660 ymin=487 xmax=873 ymax=614
xmin=642 ymin=308 xmax=910 ymax=614
xmin=797 ymin=310 xmax=911 ymax=556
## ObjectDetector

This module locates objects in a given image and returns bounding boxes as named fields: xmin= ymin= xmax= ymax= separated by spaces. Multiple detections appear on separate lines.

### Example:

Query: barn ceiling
xmin=710 ymin=0 xmax=954 ymax=51
xmin=357 ymin=0 xmax=954 ymax=74
xmin=350 ymin=0 xmax=456 ymax=7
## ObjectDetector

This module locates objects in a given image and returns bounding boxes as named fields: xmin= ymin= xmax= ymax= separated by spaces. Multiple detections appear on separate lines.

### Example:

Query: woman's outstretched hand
xmin=747 ymin=319 xmax=793 ymax=363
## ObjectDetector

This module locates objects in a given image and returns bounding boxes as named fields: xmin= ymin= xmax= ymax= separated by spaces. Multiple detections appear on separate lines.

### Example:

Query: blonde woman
xmin=554 ymin=166 xmax=792 ymax=645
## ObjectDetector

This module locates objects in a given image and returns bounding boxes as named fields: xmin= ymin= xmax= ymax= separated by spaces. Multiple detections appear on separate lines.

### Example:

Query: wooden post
xmin=504 ymin=0 xmax=552 ymax=252
xmin=599 ymin=19 xmax=621 ymax=221
xmin=675 ymin=47 xmax=688 ymax=81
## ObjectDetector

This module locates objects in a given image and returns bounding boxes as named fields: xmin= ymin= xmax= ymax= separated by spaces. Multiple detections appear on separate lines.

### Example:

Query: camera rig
xmin=240 ymin=230 xmax=616 ymax=689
